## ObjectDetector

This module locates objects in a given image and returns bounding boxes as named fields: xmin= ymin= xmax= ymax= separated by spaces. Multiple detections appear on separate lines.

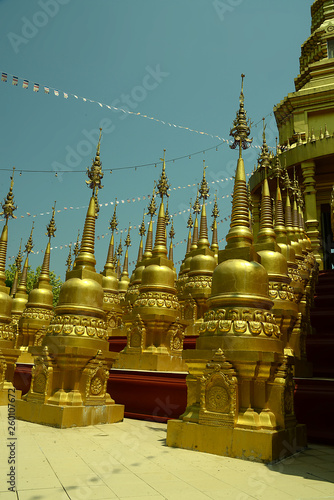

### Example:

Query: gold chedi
xmin=167 ymin=75 xmax=306 ymax=462
xmin=101 ymin=203 xmax=122 ymax=336
xmin=16 ymin=206 xmax=57 ymax=362
xmin=10 ymin=240 xmax=23 ymax=298
xmin=0 ymin=169 xmax=22 ymax=404
xmin=16 ymin=130 xmax=124 ymax=427
xmin=11 ymin=224 xmax=34 ymax=330
xmin=118 ymin=225 xmax=131 ymax=302
xmin=117 ymin=152 xmax=187 ymax=371
xmin=181 ymin=169 xmax=216 ymax=335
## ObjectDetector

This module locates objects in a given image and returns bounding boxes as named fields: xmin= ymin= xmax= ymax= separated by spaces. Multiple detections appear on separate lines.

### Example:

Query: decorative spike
xmin=86 ymin=128 xmax=104 ymax=194
xmin=197 ymin=201 xmax=210 ymax=248
xmin=0 ymin=224 xmax=8 ymax=286
xmin=104 ymin=232 xmax=115 ymax=272
xmin=292 ymin=197 xmax=299 ymax=230
xmin=122 ymin=248 xmax=129 ymax=277
xmin=168 ymin=240 xmax=174 ymax=263
xmin=137 ymin=237 xmax=144 ymax=264
xmin=143 ymin=219 xmax=153 ymax=259
xmin=211 ymin=218 xmax=219 ymax=252
xmin=187 ymin=203 xmax=193 ymax=229
xmin=46 ymin=203 xmax=57 ymax=240
xmin=38 ymin=241 xmax=51 ymax=286
xmin=117 ymin=238 xmax=123 ymax=258
xmin=229 ymin=74 xmax=253 ymax=154
xmin=73 ymin=230 xmax=80 ymax=258
xmin=110 ymin=200 xmax=118 ymax=232
xmin=147 ymin=183 xmax=157 ymax=218
xmin=320 ymin=127 xmax=324 ymax=140
xmin=139 ymin=213 xmax=146 ymax=237
xmin=165 ymin=199 xmax=171 ymax=226
xmin=199 ymin=160 xmax=209 ymax=200
xmin=258 ymin=118 xmax=270 ymax=171
xmin=157 ymin=149 xmax=170 ymax=198
xmin=66 ymin=244 xmax=72 ymax=272
xmin=193 ymin=188 xmax=201 ymax=214
xmin=16 ymin=255 xmax=29 ymax=294
xmin=169 ymin=218 xmax=175 ymax=241
xmin=211 ymin=193 xmax=219 ymax=220
xmin=25 ymin=223 xmax=34 ymax=255
xmin=0 ymin=167 xmax=17 ymax=223
xmin=190 ymin=215 xmax=199 ymax=250
xmin=152 ymin=201 xmax=167 ymax=257
xmin=225 ymin=156 xmax=253 ymax=249
xmin=94 ymin=189 xmax=100 ymax=219
xmin=116 ymin=258 xmax=121 ymax=279
xmin=285 ymin=192 xmax=293 ymax=229
xmin=10 ymin=241 xmax=23 ymax=296
xmin=256 ymin=174 xmax=276 ymax=244
xmin=274 ymin=179 xmax=286 ymax=236
xmin=73 ymin=197 xmax=96 ymax=271
xmin=125 ymin=225 xmax=131 ymax=248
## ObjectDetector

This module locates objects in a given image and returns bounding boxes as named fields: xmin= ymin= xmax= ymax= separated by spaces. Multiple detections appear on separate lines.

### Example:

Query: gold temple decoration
xmin=73 ymin=230 xmax=80 ymax=260
xmin=119 ymin=225 xmax=131 ymax=302
xmin=66 ymin=244 xmax=72 ymax=273
xmin=211 ymin=193 xmax=219 ymax=263
xmin=167 ymin=74 xmax=306 ymax=462
xmin=117 ymin=151 xmax=186 ymax=371
xmin=126 ymin=212 xmax=148 ymax=310
xmin=0 ymin=168 xmax=22 ymax=404
xmin=16 ymin=129 xmax=124 ymax=428
xmin=16 ymin=204 xmax=57 ymax=360
xmin=101 ymin=200 xmax=122 ymax=337
xmin=10 ymin=240 xmax=23 ymax=298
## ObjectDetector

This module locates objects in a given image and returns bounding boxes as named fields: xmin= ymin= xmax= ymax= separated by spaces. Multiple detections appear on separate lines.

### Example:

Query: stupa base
xmin=16 ymin=348 xmax=34 ymax=365
xmin=15 ymin=399 xmax=124 ymax=428
xmin=166 ymin=419 xmax=307 ymax=463
xmin=116 ymin=351 xmax=188 ymax=371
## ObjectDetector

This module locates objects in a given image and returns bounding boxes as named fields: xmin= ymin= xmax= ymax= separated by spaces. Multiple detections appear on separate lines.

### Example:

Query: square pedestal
xmin=166 ymin=419 xmax=307 ymax=463
xmin=116 ymin=351 xmax=187 ymax=371
xmin=15 ymin=399 xmax=124 ymax=428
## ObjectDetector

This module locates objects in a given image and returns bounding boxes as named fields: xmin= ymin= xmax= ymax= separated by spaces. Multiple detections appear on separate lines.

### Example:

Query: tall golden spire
xmin=16 ymin=224 xmax=34 ymax=295
xmin=168 ymin=219 xmax=175 ymax=262
xmin=104 ymin=201 xmax=118 ymax=273
xmin=143 ymin=219 xmax=153 ymax=259
xmin=152 ymin=200 xmax=167 ymax=257
xmin=11 ymin=240 xmax=22 ymax=297
xmin=199 ymin=160 xmax=209 ymax=200
xmin=191 ymin=190 xmax=200 ymax=251
xmin=186 ymin=201 xmax=193 ymax=255
xmin=211 ymin=194 xmax=219 ymax=254
xmin=66 ymin=244 xmax=72 ymax=272
xmin=147 ymin=183 xmax=157 ymax=219
xmin=74 ymin=131 xmax=104 ymax=271
xmin=225 ymin=74 xmax=253 ymax=249
xmin=157 ymin=149 xmax=170 ymax=199
xmin=258 ymin=118 xmax=271 ymax=171
xmin=121 ymin=225 xmax=131 ymax=279
xmin=137 ymin=213 xmax=146 ymax=263
xmin=256 ymin=174 xmax=276 ymax=245
xmin=273 ymin=179 xmax=288 ymax=242
xmin=73 ymin=230 xmax=80 ymax=260
xmin=0 ymin=168 xmax=17 ymax=286
xmin=197 ymin=201 xmax=210 ymax=249
xmin=38 ymin=205 xmax=57 ymax=286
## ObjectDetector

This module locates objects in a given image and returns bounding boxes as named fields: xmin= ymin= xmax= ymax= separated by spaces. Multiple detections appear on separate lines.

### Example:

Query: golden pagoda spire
xmin=256 ymin=173 xmax=276 ymax=245
xmin=197 ymin=200 xmax=210 ymax=249
xmin=38 ymin=205 xmax=57 ymax=286
xmin=258 ymin=118 xmax=271 ymax=171
xmin=16 ymin=224 xmax=34 ymax=295
xmin=168 ymin=219 xmax=175 ymax=262
xmin=199 ymin=160 xmax=209 ymax=200
xmin=74 ymin=130 xmax=104 ymax=271
xmin=273 ymin=179 xmax=287 ymax=242
xmin=11 ymin=240 xmax=22 ymax=297
xmin=186 ymin=202 xmax=193 ymax=255
xmin=165 ymin=199 xmax=171 ymax=226
xmin=103 ymin=201 xmax=118 ymax=273
xmin=157 ymin=149 xmax=170 ymax=199
xmin=211 ymin=194 xmax=219 ymax=254
xmin=152 ymin=200 xmax=167 ymax=257
xmin=0 ymin=168 xmax=17 ymax=286
xmin=225 ymin=74 xmax=253 ymax=249
xmin=147 ymin=183 xmax=157 ymax=219
xmin=121 ymin=225 xmax=131 ymax=279
xmin=73 ymin=230 xmax=80 ymax=260
xmin=137 ymin=212 xmax=146 ymax=263
xmin=143 ymin=219 xmax=153 ymax=259
xmin=191 ymin=215 xmax=199 ymax=251
xmin=66 ymin=244 xmax=72 ymax=273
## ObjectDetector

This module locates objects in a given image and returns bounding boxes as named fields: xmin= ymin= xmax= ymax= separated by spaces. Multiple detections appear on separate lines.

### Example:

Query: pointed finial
xmin=110 ymin=200 xmax=118 ymax=232
xmin=0 ymin=167 xmax=17 ymax=224
xmin=117 ymin=238 xmax=123 ymax=257
xmin=46 ymin=202 xmax=57 ymax=240
xmin=94 ymin=189 xmax=100 ymax=219
xmin=229 ymin=74 xmax=253 ymax=156
xmin=15 ymin=240 xmax=23 ymax=270
xmin=73 ymin=196 xmax=96 ymax=271
xmin=139 ymin=212 xmax=146 ymax=237
xmin=256 ymin=172 xmax=276 ymax=245
xmin=193 ymin=187 xmax=201 ymax=214
xmin=199 ymin=160 xmax=209 ymax=200
xmin=169 ymin=218 xmax=175 ymax=240
xmin=25 ymin=223 xmax=34 ymax=254
xmin=211 ymin=193 xmax=219 ymax=221
xmin=66 ymin=244 xmax=72 ymax=272
xmin=125 ymin=225 xmax=131 ymax=248
xmin=258 ymin=118 xmax=271 ymax=171
xmin=165 ymin=199 xmax=171 ymax=226
xmin=198 ymin=200 xmax=210 ymax=248
xmin=157 ymin=149 xmax=170 ymax=198
xmin=152 ymin=200 xmax=167 ymax=257
xmin=86 ymin=128 xmax=104 ymax=195
xmin=147 ymin=183 xmax=157 ymax=218
xmin=73 ymin=230 xmax=80 ymax=258
xmin=187 ymin=201 xmax=193 ymax=228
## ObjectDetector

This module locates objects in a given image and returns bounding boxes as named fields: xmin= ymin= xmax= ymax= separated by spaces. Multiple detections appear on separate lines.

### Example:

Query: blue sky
xmin=0 ymin=0 xmax=313 ymax=279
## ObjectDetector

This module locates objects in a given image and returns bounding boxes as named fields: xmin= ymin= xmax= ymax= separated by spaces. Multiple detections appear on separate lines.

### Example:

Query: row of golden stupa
xmin=0 ymin=73 xmax=318 ymax=461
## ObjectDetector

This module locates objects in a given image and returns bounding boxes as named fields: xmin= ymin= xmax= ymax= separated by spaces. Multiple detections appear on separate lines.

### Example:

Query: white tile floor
xmin=0 ymin=406 xmax=333 ymax=500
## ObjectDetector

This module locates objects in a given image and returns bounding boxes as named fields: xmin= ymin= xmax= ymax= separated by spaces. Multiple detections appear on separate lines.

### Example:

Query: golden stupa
xmin=15 ymin=205 xmax=57 ymax=363
xmin=116 ymin=152 xmax=187 ymax=371
xmin=15 ymin=130 xmax=124 ymax=427
xmin=166 ymin=76 xmax=306 ymax=462
xmin=0 ymin=169 xmax=22 ymax=404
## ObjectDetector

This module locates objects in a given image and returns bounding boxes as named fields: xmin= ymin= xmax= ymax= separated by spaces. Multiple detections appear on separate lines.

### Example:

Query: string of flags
xmin=1 ymin=71 xmax=266 ymax=149
xmin=3 ymin=172 xmax=251 ymax=222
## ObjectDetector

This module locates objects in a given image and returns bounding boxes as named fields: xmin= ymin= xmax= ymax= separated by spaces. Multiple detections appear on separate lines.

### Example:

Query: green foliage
xmin=5 ymin=264 xmax=63 ymax=307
